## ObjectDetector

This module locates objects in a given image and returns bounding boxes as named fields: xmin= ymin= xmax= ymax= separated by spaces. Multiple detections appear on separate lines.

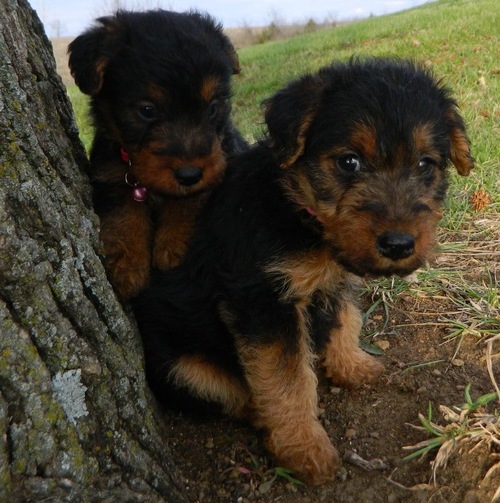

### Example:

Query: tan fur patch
xmin=169 ymin=354 xmax=248 ymax=417
xmin=449 ymin=126 xmax=474 ymax=176
xmin=91 ymin=56 xmax=109 ymax=95
xmin=147 ymin=83 xmax=169 ymax=102
xmin=350 ymin=122 xmax=377 ymax=160
xmin=413 ymin=123 xmax=441 ymax=166
xmin=413 ymin=123 xmax=434 ymax=154
xmin=134 ymin=138 xmax=226 ymax=196
xmin=153 ymin=192 xmax=209 ymax=269
xmin=226 ymin=48 xmax=241 ymax=74
xmin=100 ymin=200 xmax=152 ymax=298
xmin=279 ymin=111 xmax=318 ymax=169
xmin=444 ymin=107 xmax=474 ymax=176
xmin=237 ymin=334 xmax=339 ymax=484
xmin=264 ymin=247 xmax=347 ymax=302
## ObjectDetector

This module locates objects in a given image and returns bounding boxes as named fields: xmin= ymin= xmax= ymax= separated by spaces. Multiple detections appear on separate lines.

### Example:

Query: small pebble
xmin=451 ymin=358 xmax=465 ymax=367
xmin=417 ymin=386 xmax=427 ymax=394
xmin=432 ymin=369 xmax=442 ymax=376
xmin=404 ymin=272 xmax=419 ymax=283
xmin=336 ymin=466 xmax=348 ymax=482
xmin=345 ymin=428 xmax=357 ymax=439
xmin=374 ymin=340 xmax=390 ymax=351
xmin=330 ymin=386 xmax=342 ymax=394
xmin=370 ymin=432 xmax=380 ymax=439
xmin=205 ymin=439 xmax=214 ymax=449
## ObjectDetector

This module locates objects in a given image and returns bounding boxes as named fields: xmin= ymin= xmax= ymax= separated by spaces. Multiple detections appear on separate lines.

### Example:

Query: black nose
xmin=377 ymin=232 xmax=415 ymax=260
xmin=174 ymin=167 xmax=203 ymax=186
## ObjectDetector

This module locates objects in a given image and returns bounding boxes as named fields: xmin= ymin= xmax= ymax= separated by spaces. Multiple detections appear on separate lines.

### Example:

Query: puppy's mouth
xmin=338 ymin=257 xmax=425 ymax=279
xmin=133 ymin=159 xmax=226 ymax=197
xmin=330 ymin=230 xmax=429 ymax=278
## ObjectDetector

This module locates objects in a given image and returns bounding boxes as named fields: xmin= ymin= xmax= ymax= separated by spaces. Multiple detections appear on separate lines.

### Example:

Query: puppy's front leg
xmin=237 ymin=334 xmax=340 ymax=485
xmin=100 ymin=201 xmax=151 ymax=298
xmin=153 ymin=194 xmax=209 ymax=270
xmin=322 ymin=301 xmax=384 ymax=387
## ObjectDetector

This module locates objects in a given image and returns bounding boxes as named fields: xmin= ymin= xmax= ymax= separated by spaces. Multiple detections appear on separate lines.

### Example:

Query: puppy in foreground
xmin=68 ymin=10 xmax=246 ymax=298
xmin=133 ymin=58 xmax=474 ymax=484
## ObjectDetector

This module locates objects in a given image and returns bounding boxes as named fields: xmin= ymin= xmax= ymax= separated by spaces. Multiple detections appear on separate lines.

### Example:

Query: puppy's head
xmin=68 ymin=10 xmax=241 ymax=196
xmin=265 ymin=58 xmax=474 ymax=277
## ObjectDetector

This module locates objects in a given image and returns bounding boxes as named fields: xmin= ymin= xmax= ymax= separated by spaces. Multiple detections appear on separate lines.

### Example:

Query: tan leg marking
xmin=169 ymin=354 xmax=249 ymax=418
xmin=238 ymin=327 xmax=340 ymax=485
xmin=100 ymin=201 xmax=151 ymax=299
xmin=153 ymin=194 xmax=208 ymax=270
xmin=322 ymin=302 xmax=384 ymax=388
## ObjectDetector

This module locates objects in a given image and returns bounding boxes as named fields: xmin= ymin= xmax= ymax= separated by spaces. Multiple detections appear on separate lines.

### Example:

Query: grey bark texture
xmin=0 ymin=1 xmax=187 ymax=501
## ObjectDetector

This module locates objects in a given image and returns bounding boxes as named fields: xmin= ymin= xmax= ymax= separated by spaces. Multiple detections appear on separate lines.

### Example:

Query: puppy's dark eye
xmin=419 ymin=156 xmax=437 ymax=176
xmin=138 ymin=103 xmax=157 ymax=121
xmin=336 ymin=154 xmax=361 ymax=173
xmin=419 ymin=156 xmax=437 ymax=170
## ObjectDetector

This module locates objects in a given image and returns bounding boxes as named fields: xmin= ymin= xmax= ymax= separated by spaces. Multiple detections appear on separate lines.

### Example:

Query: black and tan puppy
xmin=68 ymin=10 xmax=246 ymax=298
xmin=133 ymin=58 xmax=474 ymax=484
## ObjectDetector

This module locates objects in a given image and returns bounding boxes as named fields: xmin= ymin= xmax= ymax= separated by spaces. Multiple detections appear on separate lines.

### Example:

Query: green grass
xmin=403 ymin=386 xmax=499 ymax=482
xmin=67 ymin=86 xmax=93 ymax=150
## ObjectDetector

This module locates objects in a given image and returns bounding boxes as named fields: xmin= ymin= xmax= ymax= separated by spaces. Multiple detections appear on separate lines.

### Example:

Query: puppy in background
xmin=68 ymin=10 xmax=246 ymax=298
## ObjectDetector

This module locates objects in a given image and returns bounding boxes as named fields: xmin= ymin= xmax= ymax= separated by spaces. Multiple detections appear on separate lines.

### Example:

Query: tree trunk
xmin=0 ymin=1 xmax=187 ymax=501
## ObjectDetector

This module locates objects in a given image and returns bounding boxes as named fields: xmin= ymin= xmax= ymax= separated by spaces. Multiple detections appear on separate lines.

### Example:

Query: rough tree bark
xmin=0 ymin=1 xmax=187 ymax=501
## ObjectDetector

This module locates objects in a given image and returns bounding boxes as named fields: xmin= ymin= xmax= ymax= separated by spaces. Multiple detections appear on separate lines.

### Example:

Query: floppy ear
xmin=67 ymin=16 xmax=121 ymax=96
xmin=226 ymin=46 xmax=241 ymax=75
xmin=264 ymin=74 xmax=325 ymax=168
xmin=445 ymin=105 xmax=475 ymax=176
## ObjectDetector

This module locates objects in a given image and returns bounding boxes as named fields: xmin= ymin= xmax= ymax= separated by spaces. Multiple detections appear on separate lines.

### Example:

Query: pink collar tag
xmin=121 ymin=149 xmax=148 ymax=202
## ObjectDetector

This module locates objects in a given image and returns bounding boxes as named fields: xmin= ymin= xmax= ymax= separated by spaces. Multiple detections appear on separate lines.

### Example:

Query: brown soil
xmin=159 ymin=290 xmax=499 ymax=503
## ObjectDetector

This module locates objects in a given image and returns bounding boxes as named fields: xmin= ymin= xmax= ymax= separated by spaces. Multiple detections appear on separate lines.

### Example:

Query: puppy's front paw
xmin=152 ymin=240 xmax=187 ymax=270
xmin=106 ymin=252 xmax=150 ymax=298
xmin=267 ymin=421 xmax=340 ymax=485
xmin=325 ymin=351 xmax=384 ymax=388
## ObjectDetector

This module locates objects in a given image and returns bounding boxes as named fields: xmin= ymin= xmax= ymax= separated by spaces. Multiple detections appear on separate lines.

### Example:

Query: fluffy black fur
xmin=132 ymin=58 xmax=473 ymax=484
